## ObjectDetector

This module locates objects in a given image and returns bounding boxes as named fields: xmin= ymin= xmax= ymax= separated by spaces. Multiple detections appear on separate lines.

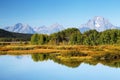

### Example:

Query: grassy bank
xmin=0 ymin=44 xmax=120 ymax=60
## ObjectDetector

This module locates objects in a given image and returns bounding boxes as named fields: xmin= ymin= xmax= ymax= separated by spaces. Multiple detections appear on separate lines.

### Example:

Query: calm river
xmin=0 ymin=55 xmax=120 ymax=80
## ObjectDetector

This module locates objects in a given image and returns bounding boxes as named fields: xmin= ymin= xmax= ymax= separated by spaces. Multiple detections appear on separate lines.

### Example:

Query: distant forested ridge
xmin=31 ymin=28 xmax=120 ymax=45
xmin=0 ymin=29 xmax=32 ymax=42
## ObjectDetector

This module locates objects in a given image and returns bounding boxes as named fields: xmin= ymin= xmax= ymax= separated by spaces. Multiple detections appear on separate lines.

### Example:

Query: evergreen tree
xmin=69 ymin=33 xmax=77 ymax=45
xmin=30 ymin=34 xmax=38 ymax=45
xmin=38 ymin=34 xmax=44 ymax=45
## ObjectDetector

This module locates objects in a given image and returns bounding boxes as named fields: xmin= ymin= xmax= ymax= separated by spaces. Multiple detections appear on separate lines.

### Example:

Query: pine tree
xmin=30 ymin=34 xmax=38 ymax=45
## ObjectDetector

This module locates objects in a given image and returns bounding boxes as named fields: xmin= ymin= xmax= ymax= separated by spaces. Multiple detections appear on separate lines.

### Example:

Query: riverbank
xmin=0 ymin=44 xmax=120 ymax=60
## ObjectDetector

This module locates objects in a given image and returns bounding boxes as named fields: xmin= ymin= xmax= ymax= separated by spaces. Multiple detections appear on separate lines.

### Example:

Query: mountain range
xmin=3 ymin=23 xmax=64 ymax=34
xmin=34 ymin=23 xmax=64 ymax=34
xmin=2 ymin=16 xmax=120 ymax=34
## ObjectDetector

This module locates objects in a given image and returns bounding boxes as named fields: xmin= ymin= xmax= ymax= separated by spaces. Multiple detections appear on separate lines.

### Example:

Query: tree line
xmin=30 ymin=28 xmax=120 ymax=45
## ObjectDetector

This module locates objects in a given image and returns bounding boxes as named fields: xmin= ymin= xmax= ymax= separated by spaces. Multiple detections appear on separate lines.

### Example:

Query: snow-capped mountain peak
xmin=15 ymin=23 xmax=23 ymax=27
xmin=49 ymin=23 xmax=64 ymax=31
xmin=79 ymin=16 xmax=117 ymax=32
xmin=94 ymin=16 xmax=104 ymax=27
xmin=4 ymin=23 xmax=35 ymax=34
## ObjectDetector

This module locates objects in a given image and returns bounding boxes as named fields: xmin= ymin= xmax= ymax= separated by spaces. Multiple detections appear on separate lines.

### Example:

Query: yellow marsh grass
xmin=1 ymin=44 xmax=120 ymax=55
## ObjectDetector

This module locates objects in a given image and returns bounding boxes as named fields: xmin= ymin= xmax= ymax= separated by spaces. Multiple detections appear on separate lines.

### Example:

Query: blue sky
xmin=0 ymin=0 xmax=120 ymax=28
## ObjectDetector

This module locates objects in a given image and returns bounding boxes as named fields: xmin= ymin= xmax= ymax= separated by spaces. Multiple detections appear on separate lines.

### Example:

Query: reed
xmin=1 ymin=44 xmax=120 ymax=61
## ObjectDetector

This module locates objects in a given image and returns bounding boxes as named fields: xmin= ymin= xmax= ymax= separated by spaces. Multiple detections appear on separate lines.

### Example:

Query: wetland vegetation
xmin=1 ymin=28 xmax=120 ymax=64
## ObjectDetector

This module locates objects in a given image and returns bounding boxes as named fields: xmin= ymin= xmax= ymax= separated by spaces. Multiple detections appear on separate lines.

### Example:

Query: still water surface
xmin=0 ymin=55 xmax=120 ymax=80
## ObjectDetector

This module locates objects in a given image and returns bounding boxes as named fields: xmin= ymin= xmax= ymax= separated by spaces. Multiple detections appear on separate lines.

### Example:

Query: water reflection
xmin=0 ymin=53 xmax=120 ymax=68
xmin=16 ymin=56 xmax=23 ymax=59
xmin=31 ymin=53 xmax=120 ymax=68
xmin=1 ymin=53 xmax=120 ymax=80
